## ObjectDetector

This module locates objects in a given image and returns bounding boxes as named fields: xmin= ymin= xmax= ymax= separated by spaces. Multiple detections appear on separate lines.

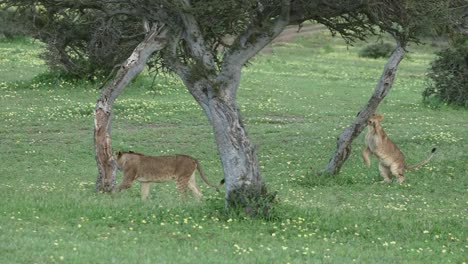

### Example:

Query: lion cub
xmin=362 ymin=114 xmax=436 ymax=184
xmin=114 ymin=151 xmax=220 ymax=200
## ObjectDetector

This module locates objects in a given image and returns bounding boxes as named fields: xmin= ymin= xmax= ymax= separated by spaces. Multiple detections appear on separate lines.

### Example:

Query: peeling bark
xmin=94 ymin=26 xmax=167 ymax=192
xmin=320 ymin=40 xmax=406 ymax=176
xmin=94 ymin=103 xmax=115 ymax=192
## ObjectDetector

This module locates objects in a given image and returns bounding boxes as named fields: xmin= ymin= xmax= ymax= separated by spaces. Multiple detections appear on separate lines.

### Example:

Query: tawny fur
xmin=362 ymin=113 xmax=436 ymax=184
xmin=114 ymin=151 xmax=220 ymax=200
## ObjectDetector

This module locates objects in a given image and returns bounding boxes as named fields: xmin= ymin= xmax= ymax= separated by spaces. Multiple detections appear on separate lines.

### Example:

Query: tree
xmin=320 ymin=0 xmax=468 ymax=175
xmin=321 ymin=36 xmax=406 ymax=175
xmin=0 ymin=1 xmax=145 ymax=77
xmin=94 ymin=24 xmax=168 ymax=192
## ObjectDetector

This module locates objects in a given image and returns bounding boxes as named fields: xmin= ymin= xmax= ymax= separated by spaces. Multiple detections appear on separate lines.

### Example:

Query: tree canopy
xmin=4 ymin=0 xmax=464 ymax=77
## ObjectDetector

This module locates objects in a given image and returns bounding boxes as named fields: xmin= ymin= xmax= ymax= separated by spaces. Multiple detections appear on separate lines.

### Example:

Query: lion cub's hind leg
xmin=188 ymin=173 xmax=203 ymax=199
xmin=378 ymin=163 xmax=392 ymax=183
xmin=362 ymin=147 xmax=372 ymax=167
xmin=140 ymin=182 xmax=151 ymax=201
xmin=390 ymin=164 xmax=405 ymax=184
xmin=176 ymin=176 xmax=190 ymax=199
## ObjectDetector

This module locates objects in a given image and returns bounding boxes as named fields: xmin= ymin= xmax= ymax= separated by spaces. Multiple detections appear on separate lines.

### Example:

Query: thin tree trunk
xmin=94 ymin=26 xmax=167 ymax=192
xmin=320 ymin=40 xmax=406 ymax=176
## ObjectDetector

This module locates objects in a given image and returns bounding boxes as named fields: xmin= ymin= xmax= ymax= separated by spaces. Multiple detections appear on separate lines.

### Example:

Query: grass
xmin=0 ymin=32 xmax=467 ymax=263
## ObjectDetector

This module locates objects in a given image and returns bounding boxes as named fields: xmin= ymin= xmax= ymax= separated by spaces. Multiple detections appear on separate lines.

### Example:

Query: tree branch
xmin=101 ymin=24 xmax=168 ymax=103
xmin=216 ymin=0 xmax=291 ymax=99
xmin=177 ymin=0 xmax=216 ymax=71
xmin=225 ymin=0 xmax=290 ymax=68
xmin=161 ymin=33 xmax=211 ymax=113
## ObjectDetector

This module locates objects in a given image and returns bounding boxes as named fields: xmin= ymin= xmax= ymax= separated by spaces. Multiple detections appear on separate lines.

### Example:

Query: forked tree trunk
xmin=320 ymin=40 xmax=406 ymax=176
xmin=182 ymin=77 xmax=273 ymax=215
xmin=165 ymin=0 xmax=289 ymax=214
xmin=94 ymin=26 xmax=167 ymax=192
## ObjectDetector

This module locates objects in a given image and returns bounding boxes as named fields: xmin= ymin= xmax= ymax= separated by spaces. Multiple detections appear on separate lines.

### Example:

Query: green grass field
xmin=0 ymin=32 xmax=467 ymax=263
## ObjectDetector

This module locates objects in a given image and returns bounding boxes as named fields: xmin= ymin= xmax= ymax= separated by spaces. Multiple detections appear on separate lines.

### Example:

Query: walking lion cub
xmin=114 ymin=151 xmax=220 ymax=200
xmin=362 ymin=114 xmax=436 ymax=184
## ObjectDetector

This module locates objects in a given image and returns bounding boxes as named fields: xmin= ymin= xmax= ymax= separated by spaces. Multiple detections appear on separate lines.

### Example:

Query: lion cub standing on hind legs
xmin=362 ymin=113 xmax=436 ymax=184
xmin=114 ymin=151 xmax=221 ymax=200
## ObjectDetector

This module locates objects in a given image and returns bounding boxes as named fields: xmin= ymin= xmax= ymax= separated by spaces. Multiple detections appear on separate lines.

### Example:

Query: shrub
xmin=0 ymin=9 xmax=27 ymax=39
xmin=2 ymin=7 xmax=143 ymax=78
xmin=37 ymin=16 xmax=141 ymax=79
xmin=423 ymin=42 xmax=468 ymax=108
xmin=358 ymin=42 xmax=395 ymax=59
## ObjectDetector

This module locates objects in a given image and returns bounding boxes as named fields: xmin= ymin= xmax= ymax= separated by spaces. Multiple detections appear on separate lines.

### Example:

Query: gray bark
xmin=94 ymin=25 xmax=167 ymax=192
xmin=210 ymin=96 xmax=263 ymax=201
xmin=320 ymin=40 xmax=406 ymax=176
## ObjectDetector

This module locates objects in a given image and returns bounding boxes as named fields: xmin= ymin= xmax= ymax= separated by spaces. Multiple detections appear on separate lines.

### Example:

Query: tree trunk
xmin=208 ymin=94 xmax=276 ymax=215
xmin=180 ymin=76 xmax=273 ymax=216
xmin=210 ymin=98 xmax=262 ymax=190
xmin=94 ymin=26 xmax=167 ymax=192
xmin=94 ymin=101 xmax=116 ymax=192
xmin=320 ymin=41 xmax=406 ymax=176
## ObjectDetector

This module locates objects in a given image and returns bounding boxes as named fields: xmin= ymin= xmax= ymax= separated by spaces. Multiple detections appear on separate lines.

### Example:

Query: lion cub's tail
xmin=194 ymin=159 xmax=222 ymax=192
xmin=405 ymin=148 xmax=436 ymax=170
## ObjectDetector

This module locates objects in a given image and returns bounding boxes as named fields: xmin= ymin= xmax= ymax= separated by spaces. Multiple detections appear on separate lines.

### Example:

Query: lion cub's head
xmin=114 ymin=151 xmax=125 ymax=170
xmin=368 ymin=113 xmax=384 ymax=128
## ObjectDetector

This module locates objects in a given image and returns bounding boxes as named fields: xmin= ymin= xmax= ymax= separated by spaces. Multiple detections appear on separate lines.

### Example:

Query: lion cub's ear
xmin=114 ymin=151 xmax=122 ymax=157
